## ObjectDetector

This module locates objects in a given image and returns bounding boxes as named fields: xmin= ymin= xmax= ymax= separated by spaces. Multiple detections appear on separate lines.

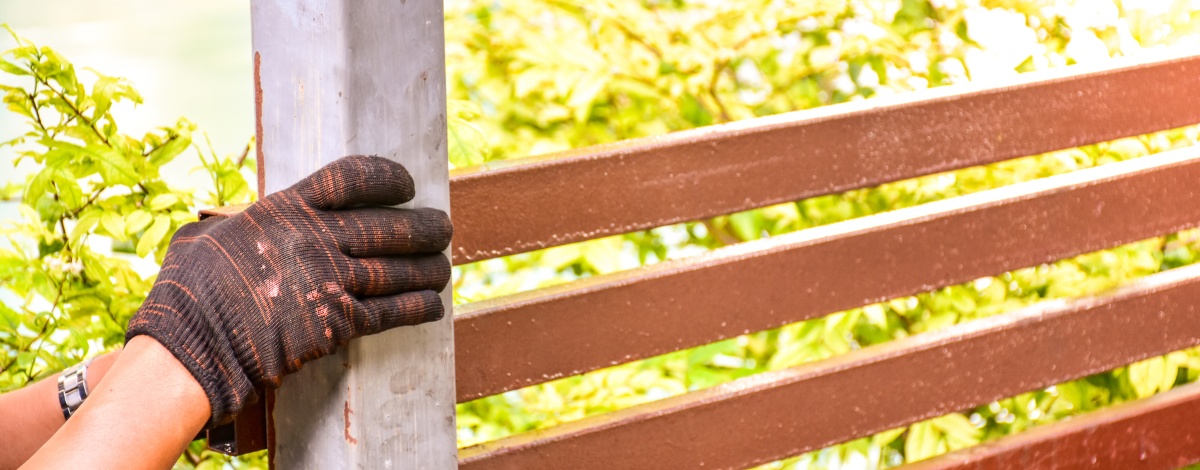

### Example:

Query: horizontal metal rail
xmin=906 ymin=381 xmax=1200 ymax=470
xmin=459 ymin=263 xmax=1200 ymax=469
xmin=448 ymin=49 xmax=1200 ymax=264
xmin=454 ymin=147 xmax=1200 ymax=402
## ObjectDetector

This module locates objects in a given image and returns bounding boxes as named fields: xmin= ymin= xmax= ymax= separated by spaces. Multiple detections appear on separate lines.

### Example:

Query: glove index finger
xmin=293 ymin=155 xmax=416 ymax=210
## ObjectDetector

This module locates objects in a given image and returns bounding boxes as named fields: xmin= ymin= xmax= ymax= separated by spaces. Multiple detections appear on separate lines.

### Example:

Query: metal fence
xmin=452 ymin=51 xmax=1200 ymax=469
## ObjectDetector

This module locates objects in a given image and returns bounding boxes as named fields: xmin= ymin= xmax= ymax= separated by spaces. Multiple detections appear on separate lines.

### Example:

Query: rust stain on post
xmin=454 ymin=148 xmax=1200 ymax=402
xmin=343 ymin=400 xmax=357 ymax=446
xmin=448 ymin=51 xmax=1200 ymax=265
xmin=212 ymin=50 xmax=274 ymax=459
xmin=459 ymin=264 xmax=1200 ymax=469
xmin=254 ymin=51 xmax=265 ymax=197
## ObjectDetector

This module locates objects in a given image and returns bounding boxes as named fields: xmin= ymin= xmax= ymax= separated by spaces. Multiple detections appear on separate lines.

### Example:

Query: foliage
xmin=0 ymin=28 xmax=262 ymax=468
xmin=446 ymin=0 xmax=1200 ymax=165
xmin=444 ymin=0 xmax=1200 ymax=468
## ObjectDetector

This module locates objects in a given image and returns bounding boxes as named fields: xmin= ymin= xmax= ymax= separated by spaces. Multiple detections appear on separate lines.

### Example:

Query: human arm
xmin=0 ymin=350 xmax=121 ymax=469
xmin=18 ymin=337 xmax=209 ymax=470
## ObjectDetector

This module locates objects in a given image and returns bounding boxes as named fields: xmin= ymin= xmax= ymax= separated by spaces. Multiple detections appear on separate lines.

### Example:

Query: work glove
xmin=126 ymin=155 xmax=453 ymax=427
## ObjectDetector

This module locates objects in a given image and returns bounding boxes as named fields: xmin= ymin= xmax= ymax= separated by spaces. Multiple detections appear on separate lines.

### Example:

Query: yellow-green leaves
xmin=125 ymin=209 xmax=152 ymax=235
xmin=147 ymin=119 xmax=192 ymax=168
xmin=100 ymin=210 xmax=126 ymax=239
xmin=0 ymin=29 xmax=256 ymax=403
xmin=0 ymin=27 xmax=260 ymax=468
xmin=195 ymin=135 xmax=256 ymax=208
xmin=89 ymin=73 xmax=143 ymax=120
xmin=1125 ymin=352 xmax=1188 ymax=399
xmin=136 ymin=214 xmax=171 ymax=258
xmin=448 ymin=99 xmax=492 ymax=168
xmin=148 ymin=194 xmax=180 ymax=211
xmin=905 ymin=414 xmax=983 ymax=463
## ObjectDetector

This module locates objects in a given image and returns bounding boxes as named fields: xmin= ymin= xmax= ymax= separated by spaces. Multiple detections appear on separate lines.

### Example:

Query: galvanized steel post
xmin=250 ymin=1 xmax=456 ymax=467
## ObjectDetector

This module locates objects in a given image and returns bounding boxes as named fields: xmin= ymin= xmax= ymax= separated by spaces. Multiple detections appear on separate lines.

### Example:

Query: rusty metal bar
xmin=448 ymin=49 xmax=1200 ymax=264
xmin=454 ymin=147 xmax=1200 ymax=402
xmin=458 ymin=263 xmax=1200 ymax=469
xmin=905 ymin=382 xmax=1200 ymax=470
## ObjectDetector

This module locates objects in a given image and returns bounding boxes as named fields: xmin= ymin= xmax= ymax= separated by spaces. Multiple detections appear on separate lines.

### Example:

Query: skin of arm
xmin=0 ymin=349 xmax=121 ymax=470
xmin=18 ymin=336 xmax=210 ymax=470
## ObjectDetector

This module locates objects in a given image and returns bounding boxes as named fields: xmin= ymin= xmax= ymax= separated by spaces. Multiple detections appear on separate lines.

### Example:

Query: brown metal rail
xmin=906 ymin=381 xmax=1200 ymax=470
xmin=454 ymin=148 xmax=1200 ymax=402
xmin=459 ymin=263 xmax=1200 ymax=469
xmin=448 ymin=50 xmax=1200 ymax=264
xmin=221 ymin=51 xmax=1200 ymax=461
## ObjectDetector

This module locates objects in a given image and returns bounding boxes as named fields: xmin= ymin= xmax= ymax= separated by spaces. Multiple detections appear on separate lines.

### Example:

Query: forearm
xmin=0 ymin=349 xmax=121 ymax=470
xmin=20 ymin=337 xmax=209 ymax=470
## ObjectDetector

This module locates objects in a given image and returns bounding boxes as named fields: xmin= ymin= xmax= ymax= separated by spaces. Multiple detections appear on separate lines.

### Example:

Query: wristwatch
xmin=57 ymin=358 xmax=93 ymax=420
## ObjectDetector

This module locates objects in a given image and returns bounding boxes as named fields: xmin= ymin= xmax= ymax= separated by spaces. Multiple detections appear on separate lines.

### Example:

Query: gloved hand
xmin=127 ymin=155 xmax=452 ymax=427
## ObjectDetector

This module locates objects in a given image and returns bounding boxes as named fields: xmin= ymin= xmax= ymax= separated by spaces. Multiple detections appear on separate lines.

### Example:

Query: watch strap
xmin=57 ymin=358 xmax=93 ymax=420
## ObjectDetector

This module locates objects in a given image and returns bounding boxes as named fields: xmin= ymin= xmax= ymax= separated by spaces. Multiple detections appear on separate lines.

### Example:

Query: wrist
xmin=54 ymin=349 xmax=122 ymax=421
xmin=127 ymin=305 xmax=252 ymax=428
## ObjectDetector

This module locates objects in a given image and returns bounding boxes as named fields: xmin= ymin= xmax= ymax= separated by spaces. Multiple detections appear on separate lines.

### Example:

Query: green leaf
xmin=146 ymin=128 xmax=192 ymax=167
xmin=728 ymin=211 xmax=761 ymax=241
xmin=581 ymin=237 xmax=623 ymax=274
xmin=15 ymin=351 xmax=35 ymax=368
xmin=71 ymin=209 xmax=102 ymax=239
xmin=24 ymin=166 xmax=54 ymax=203
xmin=862 ymin=304 xmax=888 ymax=328
xmin=125 ymin=210 xmax=152 ymax=235
xmin=447 ymin=99 xmax=482 ymax=120
xmin=91 ymin=75 xmax=117 ymax=118
xmin=448 ymin=117 xmax=491 ymax=168
xmin=50 ymin=168 xmax=83 ymax=209
xmin=1128 ymin=357 xmax=1166 ymax=398
xmin=539 ymin=244 xmax=583 ymax=271
xmin=136 ymin=214 xmax=170 ymax=257
xmin=567 ymin=74 xmax=608 ymax=124
xmin=100 ymin=211 xmax=126 ymax=239
xmin=904 ymin=421 xmax=941 ymax=463
xmin=932 ymin=413 xmax=981 ymax=449
xmin=872 ymin=427 xmax=907 ymax=447
xmin=0 ymin=60 xmax=28 ymax=76
xmin=148 ymin=193 xmax=180 ymax=211
xmin=169 ymin=209 xmax=197 ymax=225
xmin=48 ymin=140 xmax=139 ymax=185
xmin=680 ymin=94 xmax=713 ymax=127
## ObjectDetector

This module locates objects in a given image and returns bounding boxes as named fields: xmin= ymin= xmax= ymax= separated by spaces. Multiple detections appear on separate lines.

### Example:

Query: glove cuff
xmin=126 ymin=286 xmax=255 ymax=428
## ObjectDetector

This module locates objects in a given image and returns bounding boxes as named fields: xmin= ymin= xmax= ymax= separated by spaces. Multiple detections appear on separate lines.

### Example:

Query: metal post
xmin=249 ymin=1 xmax=456 ymax=467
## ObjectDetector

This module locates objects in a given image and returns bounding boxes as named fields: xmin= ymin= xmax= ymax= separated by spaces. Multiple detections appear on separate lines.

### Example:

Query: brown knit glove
xmin=127 ymin=155 xmax=452 ymax=427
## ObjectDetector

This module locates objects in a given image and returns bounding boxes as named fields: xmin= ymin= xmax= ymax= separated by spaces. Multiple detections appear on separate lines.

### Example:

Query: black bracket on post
xmin=206 ymin=385 xmax=271 ymax=455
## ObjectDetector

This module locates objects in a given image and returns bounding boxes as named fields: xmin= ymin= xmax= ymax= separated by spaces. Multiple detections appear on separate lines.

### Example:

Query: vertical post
xmin=249 ymin=1 xmax=456 ymax=467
